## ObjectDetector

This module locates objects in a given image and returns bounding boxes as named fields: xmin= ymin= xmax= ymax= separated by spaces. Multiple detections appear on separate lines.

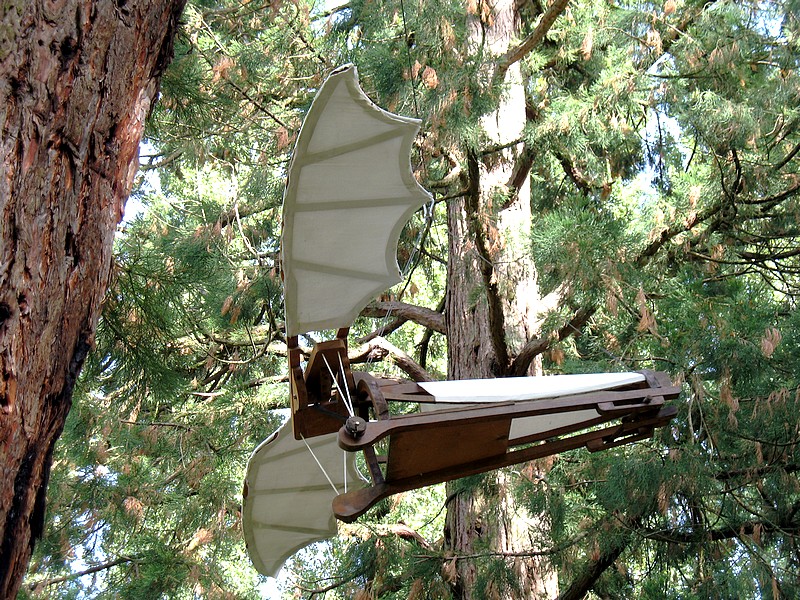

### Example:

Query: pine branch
xmin=503 ymin=141 xmax=536 ymax=210
xmin=774 ymin=138 xmax=800 ymax=170
xmin=342 ymin=522 xmax=436 ymax=552
xmin=356 ymin=315 xmax=407 ymax=344
xmin=751 ymin=179 xmax=800 ymax=209
xmin=358 ymin=294 xmax=446 ymax=346
xmin=634 ymin=202 xmax=723 ymax=268
xmin=297 ymin=567 xmax=370 ymax=596
xmin=280 ymin=4 xmax=331 ymax=69
xmin=27 ymin=556 xmax=139 ymax=591
xmin=241 ymin=374 xmax=288 ymax=389
xmin=638 ymin=178 xmax=800 ymax=270
xmin=417 ymin=295 xmax=446 ymax=369
xmin=480 ymin=137 xmax=524 ymax=156
xmin=556 ymin=542 xmax=630 ymax=600
xmin=138 ymin=149 xmax=183 ymax=171
xmin=351 ymin=336 xmax=434 ymax=382
xmin=414 ymin=530 xmax=590 ymax=561
xmin=643 ymin=514 xmax=800 ymax=544
xmin=361 ymin=301 xmax=446 ymax=334
xmin=297 ymin=523 xmax=433 ymax=597
xmin=738 ymin=247 xmax=800 ymax=262
xmin=434 ymin=189 xmax=470 ymax=203
xmin=557 ymin=516 xmax=641 ymax=600
xmin=554 ymin=150 xmax=596 ymax=196
xmin=193 ymin=13 xmax=290 ymax=129
xmin=199 ymin=326 xmax=275 ymax=347
xmin=510 ymin=305 xmax=596 ymax=376
xmin=120 ymin=419 xmax=192 ymax=430
xmin=416 ymin=245 xmax=447 ymax=266
xmin=427 ymin=149 xmax=463 ymax=189
xmin=634 ymin=2 xmax=719 ymax=73
xmin=558 ymin=504 xmax=800 ymax=600
xmin=314 ymin=1 xmax=352 ymax=20
xmin=213 ymin=201 xmax=274 ymax=230
xmin=495 ymin=0 xmax=572 ymax=81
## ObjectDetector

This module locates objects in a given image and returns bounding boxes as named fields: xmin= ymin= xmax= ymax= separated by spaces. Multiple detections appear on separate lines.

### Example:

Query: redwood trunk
xmin=442 ymin=1 xmax=557 ymax=598
xmin=0 ymin=1 xmax=186 ymax=596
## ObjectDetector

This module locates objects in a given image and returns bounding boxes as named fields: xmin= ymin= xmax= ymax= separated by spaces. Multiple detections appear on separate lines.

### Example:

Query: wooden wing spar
xmin=242 ymin=65 xmax=680 ymax=577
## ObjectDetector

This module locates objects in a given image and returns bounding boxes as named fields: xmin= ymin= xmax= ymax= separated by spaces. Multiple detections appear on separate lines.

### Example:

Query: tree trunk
xmin=0 ymin=1 xmax=186 ymax=596
xmin=443 ymin=1 xmax=558 ymax=598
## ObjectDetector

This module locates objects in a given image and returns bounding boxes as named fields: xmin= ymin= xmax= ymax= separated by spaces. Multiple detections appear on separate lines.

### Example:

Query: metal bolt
xmin=345 ymin=416 xmax=367 ymax=438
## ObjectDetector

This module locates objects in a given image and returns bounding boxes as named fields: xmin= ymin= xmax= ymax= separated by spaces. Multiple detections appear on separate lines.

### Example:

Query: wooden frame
xmin=288 ymin=327 xmax=355 ymax=439
xmin=290 ymin=336 xmax=679 ymax=522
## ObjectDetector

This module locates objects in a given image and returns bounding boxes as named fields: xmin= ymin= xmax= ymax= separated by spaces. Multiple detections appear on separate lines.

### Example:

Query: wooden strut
xmin=289 ymin=336 xmax=679 ymax=523
xmin=289 ymin=327 xmax=355 ymax=439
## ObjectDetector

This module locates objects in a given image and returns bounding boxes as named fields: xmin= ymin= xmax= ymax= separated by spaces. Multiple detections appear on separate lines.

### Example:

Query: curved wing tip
xmin=331 ymin=63 xmax=356 ymax=76
xmin=263 ymin=563 xmax=284 ymax=579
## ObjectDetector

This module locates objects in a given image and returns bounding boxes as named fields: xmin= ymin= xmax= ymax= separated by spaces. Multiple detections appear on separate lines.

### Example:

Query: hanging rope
xmin=365 ymin=1 xmax=434 ymax=365
xmin=399 ymin=195 xmax=436 ymax=292
xmin=337 ymin=353 xmax=355 ymax=410
xmin=300 ymin=434 xmax=340 ymax=495
xmin=322 ymin=353 xmax=355 ymax=417
xmin=399 ymin=0 xmax=421 ymax=120
xmin=397 ymin=0 xmax=437 ymax=297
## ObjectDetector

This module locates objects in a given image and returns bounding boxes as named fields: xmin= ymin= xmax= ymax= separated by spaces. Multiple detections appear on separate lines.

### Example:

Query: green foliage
xmin=532 ymin=200 xmax=632 ymax=297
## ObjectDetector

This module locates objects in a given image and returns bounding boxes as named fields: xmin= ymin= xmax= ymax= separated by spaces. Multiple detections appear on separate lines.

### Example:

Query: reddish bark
xmin=0 ymin=1 xmax=186 ymax=596
xmin=442 ymin=0 xmax=561 ymax=597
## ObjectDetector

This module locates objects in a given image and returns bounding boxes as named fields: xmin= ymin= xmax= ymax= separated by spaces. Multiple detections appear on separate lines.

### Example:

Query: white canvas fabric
xmin=418 ymin=372 xmax=646 ymax=403
xmin=419 ymin=372 xmax=647 ymax=442
xmin=282 ymin=65 xmax=432 ymax=336
xmin=508 ymin=408 xmax=605 ymax=442
xmin=242 ymin=421 xmax=365 ymax=577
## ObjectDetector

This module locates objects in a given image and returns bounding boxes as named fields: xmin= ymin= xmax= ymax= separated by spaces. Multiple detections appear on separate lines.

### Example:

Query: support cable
xmin=399 ymin=0 xmax=421 ymax=119
xmin=322 ymin=354 xmax=355 ymax=417
xmin=300 ymin=434 xmax=339 ymax=495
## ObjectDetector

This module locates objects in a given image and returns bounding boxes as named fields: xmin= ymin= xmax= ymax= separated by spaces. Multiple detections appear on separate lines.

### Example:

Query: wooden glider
xmin=241 ymin=65 xmax=679 ymax=577
xmin=286 ymin=330 xmax=678 ymax=522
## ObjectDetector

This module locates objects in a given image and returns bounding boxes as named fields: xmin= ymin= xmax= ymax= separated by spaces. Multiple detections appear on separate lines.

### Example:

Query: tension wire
xmin=300 ymin=434 xmax=339 ymax=495
xmin=399 ymin=0 xmax=420 ymax=120
xmin=322 ymin=353 xmax=355 ymax=417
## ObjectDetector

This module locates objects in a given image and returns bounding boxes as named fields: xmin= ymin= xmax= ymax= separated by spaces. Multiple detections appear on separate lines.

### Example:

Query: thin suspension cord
xmin=337 ymin=353 xmax=354 ymax=411
xmin=322 ymin=354 xmax=355 ymax=417
xmin=398 ymin=0 xmax=432 ymax=288
xmin=300 ymin=434 xmax=339 ymax=495
xmin=365 ymin=0 xmax=431 ymax=363
xmin=399 ymin=0 xmax=420 ymax=119
xmin=399 ymin=196 xmax=435 ymax=294
xmin=300 ymin=356 xmax=351 ymax=496
xmin=318 ymin=356 xmax=352 ymax=495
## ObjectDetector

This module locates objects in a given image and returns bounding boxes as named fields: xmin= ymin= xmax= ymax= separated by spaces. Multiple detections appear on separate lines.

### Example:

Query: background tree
xmin=0 ymin=1 xmax=186 ymax=597
xmin=20 ymin=0 xmax=800 ymax=598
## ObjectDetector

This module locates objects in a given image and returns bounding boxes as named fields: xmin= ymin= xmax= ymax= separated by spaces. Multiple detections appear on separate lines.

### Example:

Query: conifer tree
xmin=21 ymin=0 xmax=800 ymax=598
xmin=0 ymin=1 xmax=186 ymax=597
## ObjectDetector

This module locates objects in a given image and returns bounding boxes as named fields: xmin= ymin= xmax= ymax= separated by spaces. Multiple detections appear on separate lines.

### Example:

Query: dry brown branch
xmin=496 ymin=0 xmax=572 ymax=81
xmin=510 ymin=306 xmax=596 ymax=376
xmin=351 ymin=337 xmax=434 ymax=382
xmin=362 ymin=301 xmax=446 ymax=334
xmin=28 ymin=556 xmax=139 ymax=591
xmin=356 ymin=316 xmax=408 ymax=345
